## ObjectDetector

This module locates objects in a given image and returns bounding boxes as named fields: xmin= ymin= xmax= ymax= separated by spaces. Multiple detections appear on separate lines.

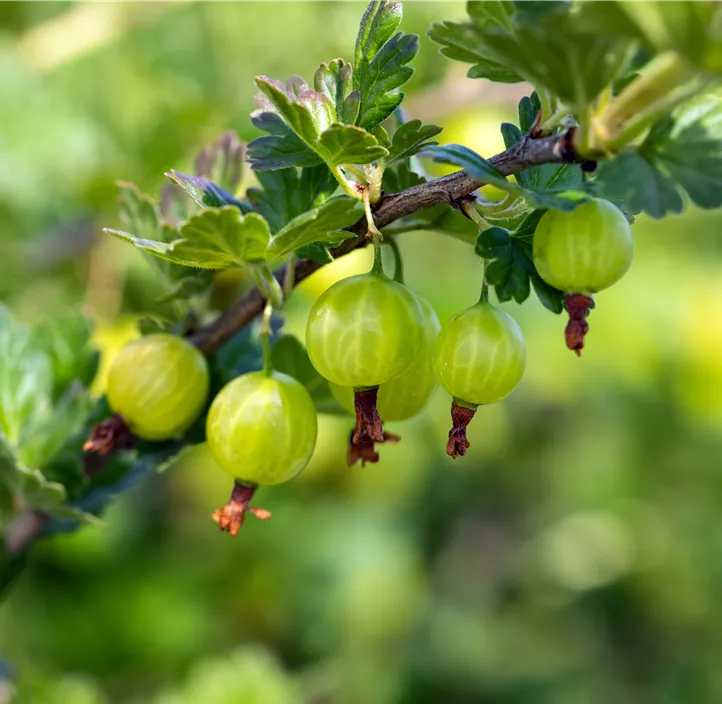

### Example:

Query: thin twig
xmin=189 ymin=130 xmax=578 ymax=356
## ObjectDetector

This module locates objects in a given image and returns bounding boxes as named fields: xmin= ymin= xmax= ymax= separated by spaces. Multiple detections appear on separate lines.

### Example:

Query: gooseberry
xmin=533 ymin=198 xmax=633 ymax=355
xmin=206 ymin=370 xmax=317 ymax=535
xmin=329 ymin=294 xmax=440 ymax=423
xmin=105 ymin=334 xmax=209 ymax=442
xmin=433 ymin=299 xmax=526 ymax=458
xmin=306 ymin=266 xmax=424 ymax=444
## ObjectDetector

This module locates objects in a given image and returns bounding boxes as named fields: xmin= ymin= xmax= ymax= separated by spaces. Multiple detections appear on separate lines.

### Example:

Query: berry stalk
xmin=212 ymin=481 xmax=271 ymax=537
xmin=446 ymin=401 xmax=476 ymax=459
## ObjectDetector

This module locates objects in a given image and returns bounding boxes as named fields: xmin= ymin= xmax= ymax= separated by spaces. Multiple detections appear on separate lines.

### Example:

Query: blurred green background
xmin=2 ymin=2 xmax=722 ymax=703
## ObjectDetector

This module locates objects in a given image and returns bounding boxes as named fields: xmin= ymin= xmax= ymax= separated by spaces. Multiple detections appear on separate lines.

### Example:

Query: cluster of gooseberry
xmin=86 ymin=197 xmax=633 ymax=537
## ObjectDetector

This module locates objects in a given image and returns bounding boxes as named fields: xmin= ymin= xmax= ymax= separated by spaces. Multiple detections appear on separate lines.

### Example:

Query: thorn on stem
xmin=212 ymin=482 xmax=270 ymax=537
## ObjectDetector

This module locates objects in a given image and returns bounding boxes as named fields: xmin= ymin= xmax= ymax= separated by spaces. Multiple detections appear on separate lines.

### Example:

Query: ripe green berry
xmin=305 ymin=270 xmax=424 ymax=389
xmin=433 ymin=300 xmax=526 ymax=407
xmin=532 ymin=198 xmax=633 ymax=355
xmin=533 ymin=198 xmax=633 ymax=295
xmin=433 ymin=300 xmax=526 ymax=458
xmin=106 ymin=334 xmax=209 ymax=441
xmin=329 ymin=294 xmax=440 ymax=422
xmin=206 ymin=371 xmax=317 ymax=485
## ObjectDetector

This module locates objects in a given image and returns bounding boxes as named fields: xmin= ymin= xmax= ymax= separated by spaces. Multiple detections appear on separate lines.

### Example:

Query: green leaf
xmin=467 ymin=1 xmax=517 ymax=27
xmin=429 ymin=5 xmax=633 ymax=110
xmin=253 ymin=76 xmax=387 ymax=168
xmin=43 ymin=446 xmax=177 ymax=536
xmin=165 ymin=170 xmax=250 ymax=212
xmin=523 ymin=187 xmax=590 ymax=212
xmin=314 ymin=59 xmax=354 ymax=120
xmin=500 ymin=15 xmax=633 ymax=112
xmin=356 ymin=31 xmax=419 ymax=130
xmin=372 ymin=124 xmax=392 ymax=148
xmin=0 ymin=311 xmax=96 ymax=491
xmin=427 ymin=18 xmax=523 ymax=83
xmin=384 ymin=119 xmax=442 ymax=164
xmin=0 ymin=310 xmax=53 ymax=449
xmin=296 ymin=242 xmax=334 ymax=264
xmin=212 ymin=324 xmax=265 ymax=387
xmin=355 ymin=2 xmax=403 ymax=74
xmin=107 ymin=207 xmax=272 ymax=269
xmin=174 ymin=208 xmax=272 ymax=267
xmin=340 ymin=90 xmax=361 ymax=125
xmin=33 ymin=315 xmax=98 ymax=400
xmin=381 ymin=161 xmax=427 ymax=193
xmin=476 ymin=224 xmax=511 ymax=255
xmin=160 ymin=131 xmax=247 ymax=226
xmin=595 ymin=94 xmax=722 ymax=218
xmin=0 ymin=432 xmax=97 ymax=526
xmin=511 ymin=1 xmax=570 ymax=22
xmin=316 ymin=123 xmax=388 ymax=166
xmin=18 ymin=386 xmax=93 ymax=471
xmin=517 ymin=92 xmax=541 ymax=134
xmin=271 ymin=335 xmax=339 ymax=412
xmin=531 ymin=273 xmax=564 ymax=314
xmin=475 ymin=216 xmax=564 ymax=312
xmin=425 ymin=143 xmax=514 ymax=189
xmin=429 ymin=2 xmax=521 ymax=82
xmin=256 ymin=76 xmax=332 ymax=145
xmin=475 ymin=226 xmax=528 ymax=304
xmin=116 ymin=181 xmax=160 ymax=241
xmin=193 ymin=130 xmax=246 ymax=196
xmin=246 ymin=133 xmax=324 ymax=171
xmin=265 ymin=197 xmax=363 ymax=260
xmin=582 ymin=1 xmax=722 ymax=74
xmin=0 ymin=309 xmax=97 ymax=476
xmin=248 ymin=165 xmax=339 ymax=233
xmin=353 ymin=2 xmax=418 ymax=129
xmin=114 ymin=182 xmax=211 ymax=301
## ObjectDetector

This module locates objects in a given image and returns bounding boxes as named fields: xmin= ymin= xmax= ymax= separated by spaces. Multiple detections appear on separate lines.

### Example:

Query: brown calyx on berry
xmin=564 ymin=293 xmax=594 ymax=357
xmin=353 ymin=387 xmax=384 ymax=444
xmin=347 ymin=427 xmax=400 ymax=467
xmin=83 ymin=413 xmax=136 ymax=457
xmin=212 ymin=481 xmax=271 ymax=537
xmin=446 ymin=401 xmax=476 ymax=459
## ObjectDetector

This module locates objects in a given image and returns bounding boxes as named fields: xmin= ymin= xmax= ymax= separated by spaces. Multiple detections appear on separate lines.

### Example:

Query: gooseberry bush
xmin=3 ymin=1 xmax=722 ymax=580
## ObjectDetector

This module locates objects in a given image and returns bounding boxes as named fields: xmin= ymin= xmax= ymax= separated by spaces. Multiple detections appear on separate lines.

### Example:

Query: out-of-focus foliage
xmin=2 ymin=2 xmax=722 ymax=704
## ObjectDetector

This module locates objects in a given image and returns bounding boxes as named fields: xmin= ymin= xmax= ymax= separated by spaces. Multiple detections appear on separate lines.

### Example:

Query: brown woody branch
xmin=1 ymin=131 xmax=578 ymax=559
xmin=191 ymin=130 xmax=579 ymax=355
